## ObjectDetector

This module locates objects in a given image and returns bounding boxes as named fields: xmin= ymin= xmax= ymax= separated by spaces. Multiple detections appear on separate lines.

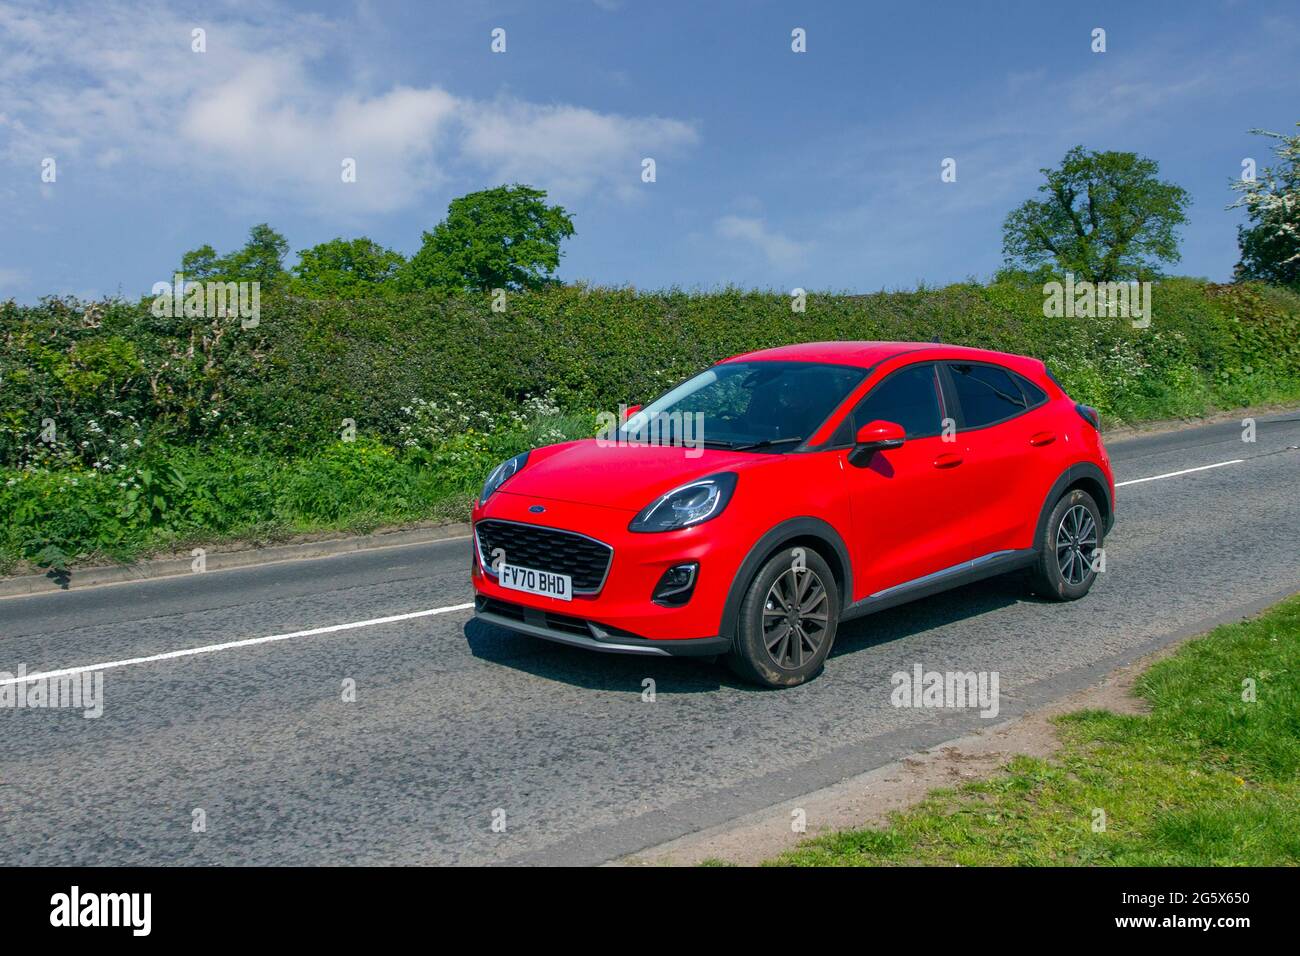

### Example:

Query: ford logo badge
xmin=529 ymin=505 xmax=545 ymax=514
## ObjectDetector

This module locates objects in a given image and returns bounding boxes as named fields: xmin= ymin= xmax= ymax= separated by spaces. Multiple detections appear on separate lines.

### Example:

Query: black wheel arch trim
xmin=719 ymin=516 xmax=853 ymax=648
xmin=1034 ymin=462 xmax=1115 ymax=546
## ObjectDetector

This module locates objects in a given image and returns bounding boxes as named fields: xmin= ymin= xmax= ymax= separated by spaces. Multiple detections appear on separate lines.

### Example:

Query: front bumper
xmin=474 ymin=596 xmax=731 ymax=657
xmin=470 ymin=489 xmax=751 ymax=645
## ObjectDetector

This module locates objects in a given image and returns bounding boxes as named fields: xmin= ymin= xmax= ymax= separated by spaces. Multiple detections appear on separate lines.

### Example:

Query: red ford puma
xmin=471 ymin=341 xmax=1114 ymax=687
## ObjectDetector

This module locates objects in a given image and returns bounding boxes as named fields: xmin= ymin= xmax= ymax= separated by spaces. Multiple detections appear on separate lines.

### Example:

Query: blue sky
xmin=1 ymin=0 xmax=1297 ymax=302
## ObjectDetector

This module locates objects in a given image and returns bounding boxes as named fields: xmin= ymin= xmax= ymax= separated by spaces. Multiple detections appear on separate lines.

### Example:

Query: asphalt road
xmin=1 ymin=412 xmax=1297 ymax=866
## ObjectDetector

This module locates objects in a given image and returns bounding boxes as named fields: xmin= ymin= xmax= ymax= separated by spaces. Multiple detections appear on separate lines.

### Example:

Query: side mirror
xmin=849 ymin=419 xmax=905 ymax=466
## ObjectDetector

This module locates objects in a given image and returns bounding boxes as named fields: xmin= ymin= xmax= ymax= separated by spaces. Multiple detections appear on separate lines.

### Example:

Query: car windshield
xmin=621 ymin=361 xmax=865 ymax=450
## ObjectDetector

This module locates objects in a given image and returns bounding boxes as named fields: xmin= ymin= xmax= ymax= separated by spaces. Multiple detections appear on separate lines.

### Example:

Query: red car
xmin=471 ymin=341 xmax=1114 ymax=687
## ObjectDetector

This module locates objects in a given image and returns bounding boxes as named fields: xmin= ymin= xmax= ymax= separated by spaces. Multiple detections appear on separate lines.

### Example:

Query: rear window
xmin=1015 ymin=374 xmax=1048 ymax=406
xmin=947 ymin=363 xmax=1026 ymax=429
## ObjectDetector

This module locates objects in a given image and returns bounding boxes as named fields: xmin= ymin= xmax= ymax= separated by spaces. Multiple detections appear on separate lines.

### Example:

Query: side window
xmin=852 ymin=363 xmax=943 ymax=439
xmin=947 ymin=363 xmax=1027 ymax=429
xmin=1015 ymin=373 xmax=1048 ymax=406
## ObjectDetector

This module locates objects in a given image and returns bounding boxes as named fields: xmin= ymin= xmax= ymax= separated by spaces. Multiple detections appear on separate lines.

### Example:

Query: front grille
xmin=475 ymin=519 xmax=613 ymax=593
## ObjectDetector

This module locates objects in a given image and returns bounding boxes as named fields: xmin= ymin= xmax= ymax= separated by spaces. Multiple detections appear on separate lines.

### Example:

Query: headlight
xmin=479 ymin=452 xmax=529 ymax=504
xmin=629 ymin=472 xmax=737 ymax=533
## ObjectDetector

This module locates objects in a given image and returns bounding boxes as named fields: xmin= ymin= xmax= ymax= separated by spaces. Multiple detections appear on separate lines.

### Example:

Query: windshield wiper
xmin=728 ymin=437 xmax=805 ymax=452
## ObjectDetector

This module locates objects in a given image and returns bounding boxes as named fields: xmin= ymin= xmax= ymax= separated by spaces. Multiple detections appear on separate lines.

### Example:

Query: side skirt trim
xmin=842 ymin=548 xmax=1036 ymax=621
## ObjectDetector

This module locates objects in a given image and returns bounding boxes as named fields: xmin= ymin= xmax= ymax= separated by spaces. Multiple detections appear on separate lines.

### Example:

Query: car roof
xmin=722 ymin=341 xmax=927 ymax=368
xmin=721 ymin=340 xmax=1043 ymax=373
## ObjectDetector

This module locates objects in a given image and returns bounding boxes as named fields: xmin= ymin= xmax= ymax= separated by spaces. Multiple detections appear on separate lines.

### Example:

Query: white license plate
xmin=498 ymin=562 xmax=572 ymax=601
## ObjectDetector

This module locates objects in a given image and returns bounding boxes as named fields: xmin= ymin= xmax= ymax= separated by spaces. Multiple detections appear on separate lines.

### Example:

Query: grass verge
xmin=770 ymin=594 xmax=1300 ymax=866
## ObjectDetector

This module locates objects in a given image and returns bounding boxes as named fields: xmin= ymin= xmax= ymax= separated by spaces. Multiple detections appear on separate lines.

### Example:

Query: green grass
xmin=770 ymin=595 xmax=1300 ymax=866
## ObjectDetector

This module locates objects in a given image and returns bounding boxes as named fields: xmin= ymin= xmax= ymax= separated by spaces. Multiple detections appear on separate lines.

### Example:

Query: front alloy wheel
xmin=761 ymin=565 xmax=831 ymax=669
xmin=729 ymin=546 xmax=839 ymax=687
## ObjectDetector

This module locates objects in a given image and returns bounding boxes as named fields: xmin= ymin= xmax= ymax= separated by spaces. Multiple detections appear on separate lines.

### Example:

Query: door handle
xmin=1029 ymin=431 xmax=1057 ymax=447
xmin=933 ymin=453 xmax=963 ymax=469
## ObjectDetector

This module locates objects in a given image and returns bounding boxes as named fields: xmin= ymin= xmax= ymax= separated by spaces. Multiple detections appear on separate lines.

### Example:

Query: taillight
xmin=1075 ymin=403 xmax=1100 ymax=429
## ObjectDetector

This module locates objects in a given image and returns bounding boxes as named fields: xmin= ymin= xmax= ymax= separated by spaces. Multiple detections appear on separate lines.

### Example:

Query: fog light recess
xmin=652 ymin=563 xmax=699 ymax=607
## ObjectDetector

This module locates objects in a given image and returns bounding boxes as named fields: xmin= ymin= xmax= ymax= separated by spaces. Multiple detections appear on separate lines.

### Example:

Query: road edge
xmin=1099 ymin=399 xmax=1300 ymax=442
xmin=0 ymin=523 xmax=471 ymax=598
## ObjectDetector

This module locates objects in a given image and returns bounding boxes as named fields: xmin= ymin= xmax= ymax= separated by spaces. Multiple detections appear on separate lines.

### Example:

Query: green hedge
xmin=4 ymin=279 xmax=1299 ymax=466
xmin=2 ymin=279 xmax=1299 ymax=569
xmin=245 ymin=279 xmax=1300 ymax=443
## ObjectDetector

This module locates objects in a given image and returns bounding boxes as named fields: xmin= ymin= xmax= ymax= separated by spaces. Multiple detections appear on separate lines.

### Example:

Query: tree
xmin=291 ymin=237 xmax=406 ymax=298
xmin=1002 ymin=147 xmax=1190 ymax=282
xmin=179 ymin=244 xmax=221 ymax=281
xmin=404 ymin=185 xmax=575 ymax=291
xmin=223 ymin=223 xmax=289 ymax=286
xmin=176 ymin=223 xmax=289 ymax=287
xmin=1230 ymin=125 xmax=1300 ymax=287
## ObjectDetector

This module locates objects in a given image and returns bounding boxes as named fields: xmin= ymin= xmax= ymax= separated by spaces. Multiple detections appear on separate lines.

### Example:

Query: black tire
xmin=1027 ymin=488 xmax=1103 ymax=601
xmin=727 ymin=546 xmax=839 ymax=688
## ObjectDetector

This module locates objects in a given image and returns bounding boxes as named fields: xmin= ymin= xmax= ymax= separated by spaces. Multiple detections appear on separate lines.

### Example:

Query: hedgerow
xmin=2 ymin=279 xmax=1298 ymax=569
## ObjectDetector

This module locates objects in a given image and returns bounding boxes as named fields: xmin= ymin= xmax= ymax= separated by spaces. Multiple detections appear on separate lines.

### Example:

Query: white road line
xmin=0 ymin=602 xmax=475 ymax=687
xmin=1115 ymin=458 xmax=1245 ymax=488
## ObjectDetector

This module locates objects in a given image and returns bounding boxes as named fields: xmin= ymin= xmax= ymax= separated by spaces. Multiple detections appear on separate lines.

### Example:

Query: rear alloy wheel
xmin=1056 ymin=503 xmax=1098 ymax=586
xmin=1028 ymin=489 xmax=1103 ymax=600
xmin=728 ymin=547 xmax=839 ymax=687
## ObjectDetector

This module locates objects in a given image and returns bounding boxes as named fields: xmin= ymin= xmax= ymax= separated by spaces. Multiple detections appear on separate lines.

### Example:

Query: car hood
xmin=494 ymin=439 xmax=765 ymax=512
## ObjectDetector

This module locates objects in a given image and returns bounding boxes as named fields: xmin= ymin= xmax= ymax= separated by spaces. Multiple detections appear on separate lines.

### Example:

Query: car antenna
xmin=930 ymin=335 xmax=942 ymax=343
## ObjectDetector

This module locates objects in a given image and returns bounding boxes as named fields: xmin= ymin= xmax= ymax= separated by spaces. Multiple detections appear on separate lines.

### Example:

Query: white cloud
xmin=0 ymin=0 xmax=698 ymax=213
xmin=179 ymin=64 xmax=460 ymax=213
xmin=462 ymin=100 xmax=697 ymax=201
xmin=714 ymin=215 xmax=810 ymax=272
